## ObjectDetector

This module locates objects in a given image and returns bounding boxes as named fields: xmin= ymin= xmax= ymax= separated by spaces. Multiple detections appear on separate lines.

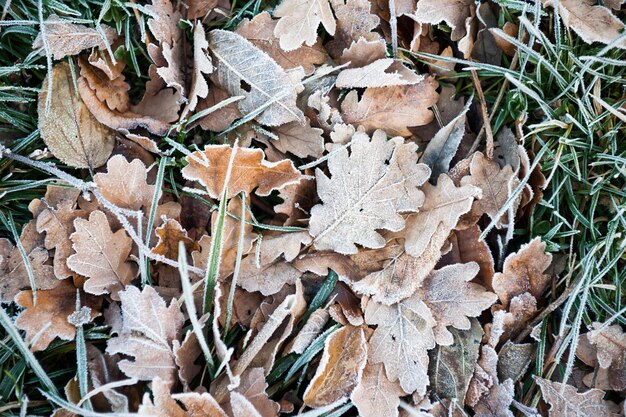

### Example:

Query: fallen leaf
xmin=230 ymin=368 xmax=280 ymax=416
xmin=497 ymin=342 xmax=534 ymax=384
xmin=473 ymin=379 xmax=515 ymax=417
xmin=418 ymin=263 xmax=496 ymax=346
xmin=335 ymin=59 xmax=424 ymax=88
xmin=209 ymin=29 xmax=305 ymax=126
xmin=351 ymin=360 xmax=404 ymax=417
xmin=182 ymin=144 xmax=301 ymax=200
xmin=492 ymin=237 xmax=552 ymax=307
xmin=67 ymin=211 xmax=136 ymax=298
xmin=587 ymin=322 xmax=626 ymax=370
xmin=94 ymin=155 xmax=157 ymax=211
xmin=414 ymin=0 xmax=474 ymax=41
xmin=442 ymin=225 xmax=495 ymax=290
xmin=86 ymin=345 xmax=131 ymax=412
xmin=404 ymin=174 xmax=481 ymax=258
xmin=289 ymin=309 xmax=330 ymax=354
xmin=534 ymin=377 xmax=621 ymax=417
xmin=78 ymin=58 xmax=130 ymax=112
xmin=337 ymin=37 xmax=386 ymax=67
xmin=33 ymin=15 xmax=118 ymax=59
xmin=428 ymin=318 xmax=482 ymax=401
xmin=365 ymin=294 xmax=436 ymax=395
xmin=181 ymin=22 xmax=213 ymax=118
xmin=542 ymin=0 xmax=626 ymax=49
xmin=229 ymin=392 xmax=263 ymax=417
xmin=236 ymin=12 xmax=327 ymax=75
xmin=39 ymin=62 xmax=115 ymax=169
xmin=309 ymin=130 xmax=430 ymax=254
xmin=341 ymin=78 xmax=439 ymax=137
xmin=269 ymin=119 xmax=325 ymax=158
xmin=138 ymin=377 xmax=228 ymax=416
xmin=273 ymin=0 xmax=336 ymax=51
xmin=106 ymin=286 xmax=184 ymax=385
xmin=152 ymin=219 xmax=198 ymax=260
xmin=194 ymin=84 xmax=243 ymax=131
xmin=303 ymin=325 xmax=367 ymax=407
xmin=15 ymin=280 xmax=100 ymax=351
xmin=326 ymin=0 xmax=381 ymax=59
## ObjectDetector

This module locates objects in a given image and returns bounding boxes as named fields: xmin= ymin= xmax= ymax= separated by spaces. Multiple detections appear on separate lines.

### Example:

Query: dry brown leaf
xmin=86 ymin=345 xmax=131 ymax=412
xmin=404 ymin=174 xmax=481 ymax=258
xmin=442 ymin=226 xmax=495 ymax=291
xmin=337 ymin=38 xmax=386 ymax=67
xmin=152 ymin=219 xmax=198 ymax=260
xmin=309 ymin=130 xmax=430 ymax=254
xmin=326 ymin=0 xmax=381 ymax=59
xmin=473 ymin=379 xmax=515 ymax=417
xmin=209 ymin=29 xmax=305 ymax=126
xmin=182 ymin=144 xmax=301 ymax=200
xmin=39 ymin=62 xmax=115 ymax=169
xmin=336 ymin=59 xmax=424 ymax=88
xmin=365 ymin=294 xmax=436 ymax=395
xmin=238 ymin=231 xmax=310 ymax=295
xmin=414 ymin=0 xmax=474 ymax=41
xmin=33 ymin=15 xmax=118 ymax=59
xmin=275 ymin=176 xmax=316 ymax=226
xmin=534 ymin=377 xmax=621 ymax=417
xmin=417 ymin=262 xmax=496 ymax=346
xmin=67 ymin=210 xmax=136 ymax=298
xmin=303 ymin=325 xmax=367 ymax=407
xmin=181 ymin=22 xmax=213 ymax=118
xmin=94 ymin=155 xmax=157 ymax=211
xmin=490 ymin=292 xmax=537 ymax=343
xmin=106 ymin=285 xmax=184 ymax=385
xmin=273 ymin=0 xmax=336 ymax=51
xmin=542 ymin=0 xmax=626 ymax=49
xmin=138 ymin=377 xmax=228 ymax=416
xmin=341 ymin=78 xmax=438 ymax=137
xmin=194 ymin=84 xmax=243 ymax=131
xmin=269 ymin=119 xmax=325 ymax=158
xmin=289 ymin=309 xmax=330 ymax=354
xmin=78 ymin=58 xmax=130 ymax=112
xmin=89 ymin=47 xmax=125 ymax=80
xmin=229 ymin=368 xmax=280 ymax=417
xmin=492 ymin=237 xmax=552 ymax=307
xmin=15 ymin=280 xmax=100 ymax=351
xmin=351 ymin=360 xmax=404 ymax=417
xmin=460 ymin=152 xmax=521 ymax=228
xmin=236 ymin=12 xmax=327 ymax=75
xmin=35 ymin=199 xmax=87 ymax=280
xmin=587 ymin=323 xmax=626 ymax=370
xmin=77 ymin=75 xmax=172 ymax=136
xmin=0 ymin=223 xmax=59 ymax=303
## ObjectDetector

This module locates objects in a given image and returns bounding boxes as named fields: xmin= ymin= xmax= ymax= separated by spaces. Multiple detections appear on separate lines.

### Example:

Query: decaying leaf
xmin=67 ymin=211 xmax=136 ymax=298
xmin=335 ymin=59 xmax=424 ymax=88
xmin=587 ymin=323 xmax=626 ymax=370
xmin=94 ymin=155 xmax=157 ymax=211
xmin=38 ymin=62 xmax=115 ymax=169
xmin=78 ymin=58 xmax=130 ymax=112
xmin=182 ymin=144 xmax=301 ymax=200
xmin=309 ymin=130 xmax=430 ymax=254
xmin=33 ymin=15 xmax=118 ymax=59
xmin=273 ymin=0 xmax=336 ymax=51
xmin=534 ymin=377 xmax=621 ymax=417
xmin=139 ymin=377 xmax=228 ymax=416
xmin=492 ymin=237 xmax=552 ymax=307
xmin=404 ymin=174 xmax=481 ymax=258
xmin=326 ymin=0 xmax=381 ymax=59
xmin=414 ymin=0 xmax=474 ymax=41
xmin=351 ymin=361 xmax=404 ymax=417
xmin=270 ymin=120 xmax=325 ymax=158
xmin=15 ymin=280 xmax=100 ymax=351
xmin=303 ymin=325 xmax=367 ymax=407
xmin=341 ymin=79 xmax=439 ymax=137
xmin=208 ymin=29 xmax=305 ymax=126
xmin=151 ymin=219 xmax=198 ymax=260
xmin=106 ymin=285 xmax=184 ymax=385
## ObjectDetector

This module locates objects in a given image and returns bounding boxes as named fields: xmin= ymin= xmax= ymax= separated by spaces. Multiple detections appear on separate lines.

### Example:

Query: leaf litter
xmin=0 ymin=0 xmax=624 ymax=416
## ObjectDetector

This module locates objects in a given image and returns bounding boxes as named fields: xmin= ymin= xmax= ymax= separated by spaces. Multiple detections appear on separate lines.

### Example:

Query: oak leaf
xmin=236 ymin=12 xmax=327 ymax=75
xmin=460 ymin=152 xmax=521 ymax=227
xmin=443 ymin=226 xmax=495 ymax=291
xmin=335 ymin=59 xmax=424 ymax=88
xmin=341 ymin=79 xmax=439 ymax=137
xmin=303 ymin=325 xmax=367 ymax=407
xmin=182 ymin=144 xmax=301 ymax=200
xmin=270 ymin=120 xmax=325 ymax=158
xmin=152 ymin=219 xmax=198 ymax=260
xmin=67 ymin=211 xmax=136 ymax=298
xmin=534 ymin=377 xmax=621 ymax=417
xmin=587 ymin=323 xmax=626 ymax=370
xmin=273 ymin=0 xmax=336 ymax=51
xmin=418 ymin=263 xmax=496 ymax=346
xmin=139 ymin=377 xmax=228 ymax=416
xmin=33 ymin=15 xmax=118 ymax=59
xmin=326 ymin=0 xmax=381 ymax=59
xmin=208 ymin=29 xmax=305 ymax=126
xmin=404 ymin=174 xmax=481 ymax=258
xmin=106 ymin=286 xmax=184 ymax=385
xmin=309 ymin=130 xmax=430 ymax=254
xmin=229 ymin=368 xmax=280 ymax=417
xmin=181 ymin=22 xmax=213 ymax=118
xmin=414 ymin=0 xmax=474 ymax=41
xmin=542 ymin=0 xmax=626 ymax=49
xmin=39 ymin=62 xmax=115 ymax=169
xmin=14 ymin=280 xmax=100 ymax=351
xmin=94 ymin=155 xmax=157 ymax=211
xmin=365 ymin=294 xmax=436 ymax=395
xmin=473 ymin=379 xmax=515 ymax=417
xmin=78 ymin=58 xmax=130 ymax=112
xmin=492 ymin=237 xmax=552 ymax=307
xmin=337 ymin=38 xmax=386 ymax=67
xmin=351 ymin=361 xmax=404 ymax=417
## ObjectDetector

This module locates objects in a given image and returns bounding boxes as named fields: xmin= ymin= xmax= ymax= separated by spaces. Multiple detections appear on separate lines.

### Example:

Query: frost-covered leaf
xmin=38 ymin=62 xmax=115 ymax=169
xmin=106 ymin=286 xmax=184 ymax=385
xmin=78 ymin=58 xmax=130 ymax=112
xmin=208 ymin=29 xmax=305 ymax=126
xmin=270 ymin=119 xmax=325 ymax=158
xmin=309 ymin=130 xmax=430 ymax=254
xmin=273 ymin=0 xmax=336 ymax=51
xmin=138 ymin=377 xmax=228 ymax=416
xmin=335 ymin=59 xmax=424 ymax=88
xmin=182 ymin=144 xmax=301 ymax=200
xmin=414 ymin=0 xmax=474 ymax=41
xmin=67 ymin=211 xmax=136 ymax=298
xmin=534 ymin=377 xmax=621 ymax=417
xmin=351 ymin=361 xmax=404 ymax=417
xmin=94 ymin=155 xmax=157 ymax=211
xmin=587 ymin=323 xmax=626 ymax=370
xmin=181 ymin=22 xmax=213 ymax=118
xmin=303 ymin=325 xmax=367 ymax=407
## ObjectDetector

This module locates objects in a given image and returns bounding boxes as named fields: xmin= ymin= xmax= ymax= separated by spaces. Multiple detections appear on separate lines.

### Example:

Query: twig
xmin=470 ymin=67 xmax=494 ymax=158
